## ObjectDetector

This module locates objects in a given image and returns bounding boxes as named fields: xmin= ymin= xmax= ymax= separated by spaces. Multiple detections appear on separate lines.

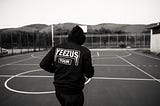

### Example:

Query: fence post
xmin=100 ymin=35 xmax=101 ymax=48
xmin=91 ymin=35 xmax=93 ymax=47
xmin=135 ymin=34 xmax=136 ymax=47
xmin=0 ymin=34 xmax=2 ymax=56
xmin=45 ymin=34 xmax=47 ymax=50
xmin=33 ymin=32 xmax=36 ymax=51
xmin=48 ymin=33 xmax=50 ymax=48
xmin=117 ymin=34 xmax=118 ymax=47
xmin=125 ymin=34 xmax=127 ymax=46
xmin=20 ymin=33 xmax=22 ymax=54
xmin=143 ymin=34 xmax=145 ymax=47
xmin=60 ymin=35 xmax=62 ymax=44
xmin=38 ymin=33 xmax=40 ymax=51
xmin=11 ymin=32 xmax=14 ymax=55
xmin=108 ymin=34 xmax=110 ymax=48
xmin=27 ymin=33 xmax=29 ymax=53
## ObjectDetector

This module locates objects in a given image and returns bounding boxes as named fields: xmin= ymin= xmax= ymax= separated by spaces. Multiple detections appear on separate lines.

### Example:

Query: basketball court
xmin=0 ymin=49 xmax=160 ymax=106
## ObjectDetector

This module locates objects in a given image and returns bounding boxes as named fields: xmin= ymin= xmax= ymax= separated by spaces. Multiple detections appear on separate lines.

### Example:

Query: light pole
xmin=51 ymin=24 xmax=54 ymax=47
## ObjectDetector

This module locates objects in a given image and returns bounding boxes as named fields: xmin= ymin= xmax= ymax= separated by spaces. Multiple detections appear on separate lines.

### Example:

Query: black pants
xmin=56 ymin=91 xmax=84 ymax=106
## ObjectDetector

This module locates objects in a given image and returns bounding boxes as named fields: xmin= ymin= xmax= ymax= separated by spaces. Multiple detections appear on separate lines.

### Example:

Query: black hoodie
xmin=40 ymin=25 xmax=94 ymax=94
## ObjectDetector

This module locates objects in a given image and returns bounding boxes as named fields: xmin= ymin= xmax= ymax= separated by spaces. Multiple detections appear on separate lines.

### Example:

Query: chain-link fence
xmin=0 ymin=32 xmax=150 ymax=57
xmin=54 ymin=33 xmax=150 ymax=49
xmin=0 ymin=31 xmax=51 ymax=57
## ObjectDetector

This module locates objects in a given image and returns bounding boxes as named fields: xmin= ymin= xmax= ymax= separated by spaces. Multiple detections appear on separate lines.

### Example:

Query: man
xmin=40 ymin=25 xmax=94 ymax=106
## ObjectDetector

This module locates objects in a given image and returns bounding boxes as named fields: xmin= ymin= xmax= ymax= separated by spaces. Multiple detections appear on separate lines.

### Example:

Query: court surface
xmin=0 ymin=49 xmax=160 ymax=106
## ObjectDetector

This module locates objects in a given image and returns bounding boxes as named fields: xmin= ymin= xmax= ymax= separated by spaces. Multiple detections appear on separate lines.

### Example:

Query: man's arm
xmin=83 ymin=50 xmax=94 ymax=78
xmin=40 ymin=48 xmax=56 ymax=73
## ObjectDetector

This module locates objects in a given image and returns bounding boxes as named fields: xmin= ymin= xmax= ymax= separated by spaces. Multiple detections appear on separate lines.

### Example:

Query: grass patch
xmin=141 ymin=50 xmax=160 ymax=58
xmin=157 ymin=53 xmax=160 ymax=57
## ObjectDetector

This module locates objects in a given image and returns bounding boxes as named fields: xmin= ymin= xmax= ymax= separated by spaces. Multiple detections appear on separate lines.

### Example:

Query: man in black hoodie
xmin=40 ymin=25 xmax=94 ymax=106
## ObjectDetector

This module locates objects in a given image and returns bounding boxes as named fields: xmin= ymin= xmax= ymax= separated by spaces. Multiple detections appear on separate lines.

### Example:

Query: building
xmin=150 ymin=22 xmax=160 ymax=53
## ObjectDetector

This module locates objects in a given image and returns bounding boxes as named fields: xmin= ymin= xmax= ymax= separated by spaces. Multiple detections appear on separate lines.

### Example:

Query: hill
xmin=0 ymin=23 xmax=150 ymax=34
xmin=0 ymin=24 xmax=48 ymax=33
xmin=88 ymin=23 xmax=149 ymax=33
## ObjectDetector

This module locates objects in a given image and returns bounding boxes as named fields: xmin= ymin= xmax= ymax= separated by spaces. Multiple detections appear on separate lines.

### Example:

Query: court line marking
xmin=93 ymin=64 xmax=132 ymax=67
xmin=133 ymin=51 xmax=160 ymax=61
xmin=0 ymin=53 xmax=31 ymax=60
xmin=31 ymin=51 xmax=132 ymax=59
xmin=7 ymin=63 xmax=158 ymax=67
xmin=4 ymin=69 xmax=91 ymax=95
xmin=5 ymin=63 xmax=132 ymax=67
xmin=31 ymin=54 xmax=44 ymax=58
xmin=91 ymin=55 xmax=97 ymax=58
xmin=1 ymin=75 xmax=53 ymax=78
xmin=93 ymin=77 xmax=157 ymax=81
xmin=7 ymin=64 xmax=39 ymax=66
xmin=0 ymin=57 xmax=34 ymax=68
xmin=97 ymin=52 xmax=100 ymax=57
xmin=90 ymin=48 xmax=137 ymax=51
xmin=0 ymin=54 xmax=46 ymax=68
xmin=117 ymin=55 xmax=160 ymax=83
xmin=1 ymin=74 xmax=157 ymax=81
xmin=93 ymin=53 xmax=131 ymax=59
xmin=4 ymin=69 xmax=50 ymax=95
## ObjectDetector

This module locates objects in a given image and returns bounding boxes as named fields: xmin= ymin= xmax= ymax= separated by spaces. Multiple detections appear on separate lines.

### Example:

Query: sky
xmin=0 ymin=0 xmax=160 ymax=29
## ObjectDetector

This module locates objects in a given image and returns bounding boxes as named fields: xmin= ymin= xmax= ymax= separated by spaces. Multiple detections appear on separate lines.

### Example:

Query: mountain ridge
xmin=0 ymin=23 xmax=151 ymax=34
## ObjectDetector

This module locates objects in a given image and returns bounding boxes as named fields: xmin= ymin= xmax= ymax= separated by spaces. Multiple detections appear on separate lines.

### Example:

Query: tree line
xmin=0 ymin=30 xmax=51 ymax=49
xmin=0 ymin=27 xmax=150 ymax=49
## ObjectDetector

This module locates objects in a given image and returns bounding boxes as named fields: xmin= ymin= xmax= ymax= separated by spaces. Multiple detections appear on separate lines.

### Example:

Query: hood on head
xmin=68 ymin=25 xmax=86 ymax=45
